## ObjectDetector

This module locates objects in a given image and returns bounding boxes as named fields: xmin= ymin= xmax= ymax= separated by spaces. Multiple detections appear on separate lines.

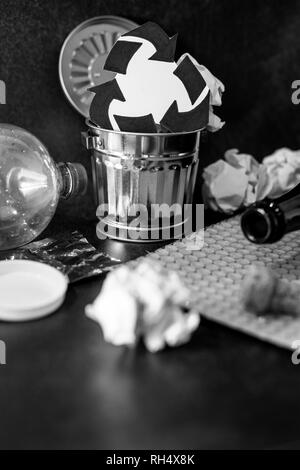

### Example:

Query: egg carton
xmin=131 ymin=216 xmax=300 ymax=350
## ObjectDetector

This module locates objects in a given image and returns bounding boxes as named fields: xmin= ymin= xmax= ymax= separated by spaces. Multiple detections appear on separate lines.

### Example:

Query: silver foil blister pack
xmin=0 ymin=231 xmax=120 ymax=283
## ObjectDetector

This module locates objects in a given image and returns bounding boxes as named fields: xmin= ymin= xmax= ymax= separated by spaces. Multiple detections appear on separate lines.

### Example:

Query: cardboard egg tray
xmin=131 ymin=216 xmax=300 ymax=350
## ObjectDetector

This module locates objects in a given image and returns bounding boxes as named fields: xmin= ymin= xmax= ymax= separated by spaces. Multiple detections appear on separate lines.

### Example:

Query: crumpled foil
xmin=0 ymin=231 xmax=120 ymax=283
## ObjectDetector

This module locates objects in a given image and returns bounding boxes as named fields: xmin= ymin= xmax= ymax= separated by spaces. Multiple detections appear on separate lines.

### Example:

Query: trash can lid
xmin=59 ymin=16 xmax=138 ymax=117
xmin=0 ymin=260 xmax=68 ymax=322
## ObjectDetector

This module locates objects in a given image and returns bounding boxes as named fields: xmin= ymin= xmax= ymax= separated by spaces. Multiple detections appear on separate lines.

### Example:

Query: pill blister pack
xmin=131 ymin=216 xmax=300 ymax=350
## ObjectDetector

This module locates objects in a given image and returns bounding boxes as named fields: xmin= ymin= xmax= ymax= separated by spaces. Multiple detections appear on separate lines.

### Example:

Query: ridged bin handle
xmin=81 ymin=132 xmax=104 ymax=150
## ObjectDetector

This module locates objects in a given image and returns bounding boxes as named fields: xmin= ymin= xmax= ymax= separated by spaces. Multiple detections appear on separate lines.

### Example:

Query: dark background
xmin=0 ymin=0 xmax=300 ymax=222
xmin=1 ymin=1 xmax=300 ymax=450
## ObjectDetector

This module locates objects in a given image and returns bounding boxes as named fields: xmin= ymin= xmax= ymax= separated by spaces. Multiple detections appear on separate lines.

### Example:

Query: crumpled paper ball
xmin=257 ymin=148 xmax=300 ymax=200
xmin=242 ymin=264 xmax=300 ymax=316
xmin=203 ymin=147 xmax=300 ymax=214
xmin=182 ymin=230 xmax=205 ymax=251
xmin=179 ymin=54 xmax=225 ymax=132
xmin=202 ymin=148 xmax=261 ymax=213
xmin=85 ymin=261 xmax=200 ymax=353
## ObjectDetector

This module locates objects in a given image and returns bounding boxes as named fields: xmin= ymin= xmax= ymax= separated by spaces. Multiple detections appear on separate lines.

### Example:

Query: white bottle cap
xmin=0 ymin=260 xmax=68 ymax=321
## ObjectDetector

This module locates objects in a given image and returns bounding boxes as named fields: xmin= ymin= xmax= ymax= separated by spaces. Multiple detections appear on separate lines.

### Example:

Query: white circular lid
xmin=0 ymin=260 xmax=68 ymax=322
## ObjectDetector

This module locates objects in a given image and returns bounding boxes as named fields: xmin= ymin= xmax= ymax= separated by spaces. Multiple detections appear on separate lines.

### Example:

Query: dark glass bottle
xmin=241 ymin=184 xmax=300 ymax=243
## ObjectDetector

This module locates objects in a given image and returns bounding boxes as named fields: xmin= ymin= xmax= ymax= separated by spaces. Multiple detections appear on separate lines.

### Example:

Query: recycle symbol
xmin=89 ymin=22 xmax=210 ymax=133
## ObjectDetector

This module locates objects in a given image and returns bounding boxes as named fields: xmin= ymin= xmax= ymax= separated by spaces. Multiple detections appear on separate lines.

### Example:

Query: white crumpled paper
xmin=182 ymin=230 xmax=205 ymax=251
xmin=203 ymin=148 xmax=261 ymax=213
xmin=242 ymin=264 xmax=300 ymax=316
xmin=203 ymin=147 xmax=300 ymax=214
xmin=85 ymin=261 xmax=200 ymax=353
xmin=178 ymin=53 xmax=225 ymax=132
xmin=256 ymin=148 xmax=300 ymax=200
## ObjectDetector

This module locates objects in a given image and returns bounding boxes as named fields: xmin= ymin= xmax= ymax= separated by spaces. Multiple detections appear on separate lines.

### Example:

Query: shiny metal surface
xmin=83 ymin=121 xmax=202 ymax=241
xmin=59 ymin=16 xmax=138 ymax=117
xmin=84 ymin=120 xmax=201 ymax=156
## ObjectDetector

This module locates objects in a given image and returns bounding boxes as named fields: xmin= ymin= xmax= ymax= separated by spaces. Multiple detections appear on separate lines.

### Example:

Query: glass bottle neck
xmin=278 ymin=193 xmax=300 ymax=235
xmin=57 ymin=162 xmax=87 ymax=200
xmin=241 ymin=184 xmax=300 ymax=243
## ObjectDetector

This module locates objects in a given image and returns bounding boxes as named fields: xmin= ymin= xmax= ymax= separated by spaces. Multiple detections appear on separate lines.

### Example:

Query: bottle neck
xmin=57 ymin=162 xmax=87 ymax=200
xmin=279 ymin=193 xmax=300 ymax=234
xmin=241 ymin=202 xmax=285 ymax=243
xmin=241 ymin=184 xmax=300 ymax=243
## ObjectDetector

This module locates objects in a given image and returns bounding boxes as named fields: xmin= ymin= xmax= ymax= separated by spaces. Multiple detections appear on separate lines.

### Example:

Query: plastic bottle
xmin=0 ymin=124 xmax=87 ymax=250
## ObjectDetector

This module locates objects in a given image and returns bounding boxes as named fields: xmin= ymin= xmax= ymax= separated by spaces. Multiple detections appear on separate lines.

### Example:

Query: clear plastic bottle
xmin=0 ymin=124 xmax=87 ymax=251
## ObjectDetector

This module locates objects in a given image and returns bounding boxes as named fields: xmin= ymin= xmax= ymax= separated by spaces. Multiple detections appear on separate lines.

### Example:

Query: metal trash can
xmin=82 ymin=119 xmax=202 ymax=242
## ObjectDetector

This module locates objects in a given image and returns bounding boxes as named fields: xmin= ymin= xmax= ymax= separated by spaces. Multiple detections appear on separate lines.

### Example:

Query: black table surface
xmin=0 ymin=210 xmax=300 ymax=450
